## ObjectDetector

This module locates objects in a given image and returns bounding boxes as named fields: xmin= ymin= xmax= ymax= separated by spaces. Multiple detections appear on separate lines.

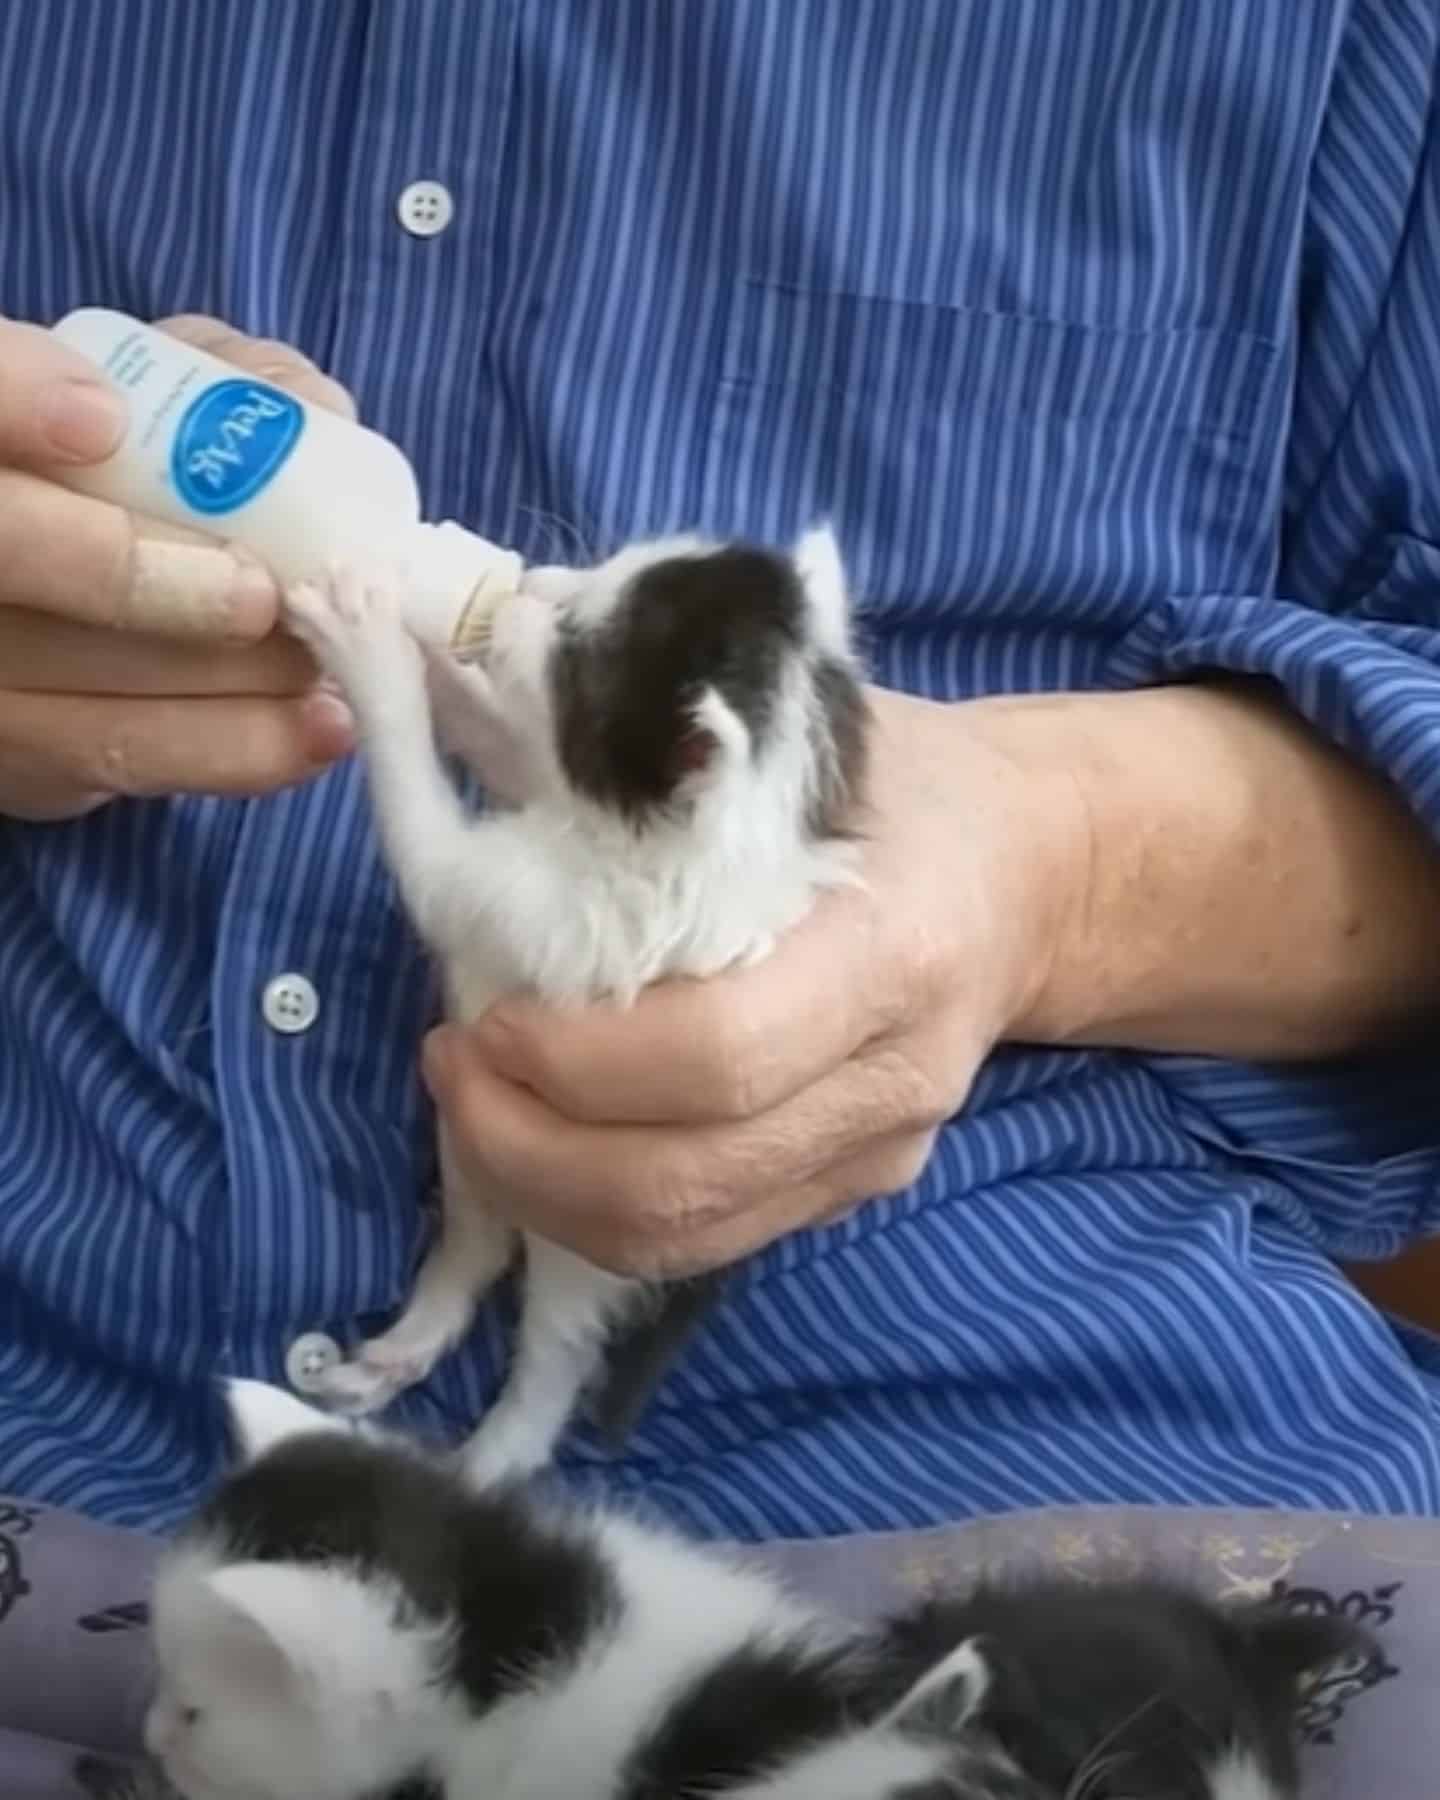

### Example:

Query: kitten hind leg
xmin=463 ymin=1238 xmax=644 ymax=1486
xmin=318 ymin=1140 xmax=517 ymax=1414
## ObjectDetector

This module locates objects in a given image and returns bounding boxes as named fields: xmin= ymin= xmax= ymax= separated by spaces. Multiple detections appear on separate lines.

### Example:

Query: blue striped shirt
xmin=3 ymin=0 xmax=1440 ymax=1536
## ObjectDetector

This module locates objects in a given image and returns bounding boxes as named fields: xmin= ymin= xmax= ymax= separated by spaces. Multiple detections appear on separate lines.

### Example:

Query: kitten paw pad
xmin=308 ymin=1336 xmax=440 ymax=1414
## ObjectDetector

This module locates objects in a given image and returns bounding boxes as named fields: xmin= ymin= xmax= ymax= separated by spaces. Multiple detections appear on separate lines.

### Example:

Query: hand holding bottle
xmin=0 ymin=313 xmax=356 ymax=821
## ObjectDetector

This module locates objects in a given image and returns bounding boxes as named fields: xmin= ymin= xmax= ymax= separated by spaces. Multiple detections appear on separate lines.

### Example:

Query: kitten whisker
xmin=514 ymin=503 xmax=598 ymax=566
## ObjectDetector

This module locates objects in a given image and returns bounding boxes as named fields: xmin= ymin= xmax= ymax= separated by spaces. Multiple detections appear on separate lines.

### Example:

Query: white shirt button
xmin=286 ymin=1332 xmax=342 ymax=1395
xmin=396 ymin=179 xmax=454 ymax=238
xmin=261 ymin=972 xmax=320 ymax=1035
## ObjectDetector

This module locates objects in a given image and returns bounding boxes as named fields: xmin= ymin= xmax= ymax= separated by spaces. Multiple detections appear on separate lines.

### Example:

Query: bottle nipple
xmin=450 ymin=560 xmax=521 ymax=663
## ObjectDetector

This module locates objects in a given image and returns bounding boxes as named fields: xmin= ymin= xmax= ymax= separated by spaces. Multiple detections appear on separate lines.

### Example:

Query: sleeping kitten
xmin=282 ymin=528 xmax=868 ymax=1482
xmin=126 ymin=1380 xmax=1370 ymax=1800
xmin=876 ymin=1579 xmax=1374 ymax=1800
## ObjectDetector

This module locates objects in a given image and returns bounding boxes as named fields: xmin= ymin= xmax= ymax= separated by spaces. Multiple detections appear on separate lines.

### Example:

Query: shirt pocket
xmin=702 ymin=278 xmax=1285 ymax=644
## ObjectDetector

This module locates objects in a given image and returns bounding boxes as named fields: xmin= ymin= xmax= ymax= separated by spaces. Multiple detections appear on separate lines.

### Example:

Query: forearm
xmin=973 ymin=680 xmax=1440 ymax=1060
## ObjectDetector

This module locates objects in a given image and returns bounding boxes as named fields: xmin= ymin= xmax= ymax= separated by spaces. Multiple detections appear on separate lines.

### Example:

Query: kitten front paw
xmin=308 ymin=1333 xmax=443 ymax=1416
xmin=283 ymin=565 xmax=421 ymax=695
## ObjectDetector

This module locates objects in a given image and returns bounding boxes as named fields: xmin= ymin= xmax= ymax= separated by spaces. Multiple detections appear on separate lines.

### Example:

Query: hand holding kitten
xmin=424 ymin=686 xmax=1080 ymax=1279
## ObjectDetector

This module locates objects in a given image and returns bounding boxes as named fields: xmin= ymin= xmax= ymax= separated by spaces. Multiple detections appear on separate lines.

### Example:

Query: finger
xmin=0 ymin=767 xmax=108 ymax=822
xmin=468 ymin=888 xmax=901 ymax=1128
xmin=655 ymin=1127 xmax=938 ymax=1277
xmin=0 ymin=607 xmax=314 ymax=696
xmin=0 ymin=687 xmax=355 ymax=800
xmin=423 ymin=1027 xmax=944 ymax=1275
xmin=158 ymin=315 xmax=358 ymax=418
xmin=0 ymin=316 xmax=129 ymax=465
xmin=433 ymin=1023 xmax=936 ymax=1279
xmin=0 ymin=467 xmax=276 ymax=639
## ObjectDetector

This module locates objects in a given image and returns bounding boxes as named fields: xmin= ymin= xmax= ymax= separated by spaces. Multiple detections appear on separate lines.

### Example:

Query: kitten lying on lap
xmin=121 ymin=1381 xmax=1369 ymax=1800
xmin=283 ymin=527 xmax=869 ymax=1483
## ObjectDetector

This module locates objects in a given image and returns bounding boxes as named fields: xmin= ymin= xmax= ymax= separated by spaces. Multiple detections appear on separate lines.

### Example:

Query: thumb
xmin=421 ymin=1024 xmax=472 ymax=1104
xmin=0 ymin=317 xmax=128 ymax=467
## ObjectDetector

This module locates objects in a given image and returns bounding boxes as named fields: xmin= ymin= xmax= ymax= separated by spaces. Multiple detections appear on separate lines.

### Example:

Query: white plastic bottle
xmin=48 ymin=308 xmax=522 ymax=655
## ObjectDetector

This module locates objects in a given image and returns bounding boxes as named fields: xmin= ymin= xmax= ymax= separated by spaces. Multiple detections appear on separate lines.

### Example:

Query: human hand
xmin=0 ymin=313 xmax=357 ymax=820
xmin=422 ymin=689 xmax=1081 ymax=1279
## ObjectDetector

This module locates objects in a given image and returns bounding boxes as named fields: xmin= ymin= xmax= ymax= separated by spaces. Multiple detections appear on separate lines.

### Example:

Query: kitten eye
xmin=180 ymin=1706 xmax=202 ymax=1726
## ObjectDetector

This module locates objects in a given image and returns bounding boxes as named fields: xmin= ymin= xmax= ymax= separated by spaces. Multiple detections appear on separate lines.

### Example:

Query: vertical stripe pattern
xmin=1 ymin=1 xmax=1439 ymax=1534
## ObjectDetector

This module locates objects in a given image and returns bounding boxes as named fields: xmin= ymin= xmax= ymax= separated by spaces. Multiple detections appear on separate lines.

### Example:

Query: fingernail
xmin=39 ymin=378 xmax=127 ymax=462
xmin=299 ymin=689 xmax=356 ymax=761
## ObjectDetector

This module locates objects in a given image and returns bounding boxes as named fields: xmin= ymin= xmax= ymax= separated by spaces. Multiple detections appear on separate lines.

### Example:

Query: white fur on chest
xmin=439 ymin=799 xmax=850 ymax=1018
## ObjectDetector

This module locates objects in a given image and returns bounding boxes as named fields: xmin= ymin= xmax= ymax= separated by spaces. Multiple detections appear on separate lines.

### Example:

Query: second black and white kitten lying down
xmin=283 ymin=528 xmax=868 ymax=1482
xmin=126 ymin=1381 xmax=1371 ymax=1800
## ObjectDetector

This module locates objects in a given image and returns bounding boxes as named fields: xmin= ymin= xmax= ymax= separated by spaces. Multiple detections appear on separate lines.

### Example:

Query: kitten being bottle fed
xmin=281 ymin=523 xmax=870 ymax=1483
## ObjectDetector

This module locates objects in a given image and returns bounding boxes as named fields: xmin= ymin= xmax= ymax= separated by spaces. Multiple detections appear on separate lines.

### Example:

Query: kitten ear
xmin=223 ymin=1379 xmax=351 ymax=1464
xmin=792 ymin=522 xmax=851 ymax=659
xmin=882 ymin=1637 xmax=992 ymax=1735
xmin=203 ymin=1563 xmax=412 ymax=1704
xmin=671 ymin=686 xmax=749 ymax=792
xmin=194 ymin=1564 xmax=303 ymax=1701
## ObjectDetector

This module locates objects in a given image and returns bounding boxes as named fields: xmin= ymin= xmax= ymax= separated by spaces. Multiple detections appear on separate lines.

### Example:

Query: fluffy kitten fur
xmin=282 ymin=528 xmax=868 ymax=1482
xmin=121 ymin=1382 xmax=1371 ymax=1800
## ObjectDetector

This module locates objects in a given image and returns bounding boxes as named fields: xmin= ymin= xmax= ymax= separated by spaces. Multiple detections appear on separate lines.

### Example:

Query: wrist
xmin=945 ymin=692 xmax=1101 ymax=1046
xmin=890 ymin=690 xmax=1093 ymax=1053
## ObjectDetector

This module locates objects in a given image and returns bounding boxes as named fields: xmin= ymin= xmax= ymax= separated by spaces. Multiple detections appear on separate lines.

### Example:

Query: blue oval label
xmin=171 ymin=377 xmax=305 ymax=515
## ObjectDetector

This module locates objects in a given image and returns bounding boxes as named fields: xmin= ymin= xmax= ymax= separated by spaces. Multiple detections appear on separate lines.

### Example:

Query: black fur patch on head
xmin=875 ymin=1573 xmax=1376 ymax=1800
xmin=191 ymin=1433 xmax=621 ymax=1714
xmin=551 ymin=545 xmax=808 ymax=822
xmin=618 ymin=1632 xmax=874 ymax=1800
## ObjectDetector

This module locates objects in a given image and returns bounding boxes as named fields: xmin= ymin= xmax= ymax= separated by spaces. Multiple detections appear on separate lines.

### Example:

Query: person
xmin=2 ymin=0 xmax=1439 ymax=1541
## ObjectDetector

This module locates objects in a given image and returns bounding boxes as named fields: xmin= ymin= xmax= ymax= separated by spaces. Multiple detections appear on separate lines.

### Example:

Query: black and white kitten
xmin=282 ymin=528 xmax=868 ymax=1482
xmin=118 ymin=1381 xmax=1369 ymax=1800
